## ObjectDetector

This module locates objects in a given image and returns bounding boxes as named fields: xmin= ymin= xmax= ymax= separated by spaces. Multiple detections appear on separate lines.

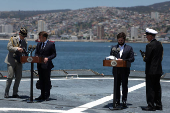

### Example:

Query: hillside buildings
xmin=0 ymin=6 xmax=169 ymax=42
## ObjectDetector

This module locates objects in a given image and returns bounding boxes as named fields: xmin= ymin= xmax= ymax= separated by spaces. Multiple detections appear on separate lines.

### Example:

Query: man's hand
xmin=17 ymin=47 xmax=23 ymax=52
xmin=117 ymin=58 xmax=123 ymax=60
xmin=140 ymin=50 xmax=145 ymax=57
xmin=44 ymin=57 xmax=48 ymax=64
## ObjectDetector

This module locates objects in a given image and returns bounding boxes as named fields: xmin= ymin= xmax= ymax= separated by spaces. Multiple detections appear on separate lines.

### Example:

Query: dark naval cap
xmin=146 ymin=28 xmax=158 ymax=35
xmin=19 ymin=27 xmax=27 ymax=37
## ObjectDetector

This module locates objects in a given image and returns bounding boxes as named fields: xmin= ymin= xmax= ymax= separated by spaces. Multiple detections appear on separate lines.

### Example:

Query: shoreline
xmin=0 ymin=38 xmax=170 ymax=43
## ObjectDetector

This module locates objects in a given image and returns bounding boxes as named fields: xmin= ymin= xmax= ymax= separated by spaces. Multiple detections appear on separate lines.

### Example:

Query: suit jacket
xmin=144 ymin=39 xmax=163 ymax=75
xmin=35 ymin=40 xmax=56 ymax=69
xmin=4 ymin=36 xmax=27 ymax=66
xmin=110 ymin=44 xmax=135 ymax=75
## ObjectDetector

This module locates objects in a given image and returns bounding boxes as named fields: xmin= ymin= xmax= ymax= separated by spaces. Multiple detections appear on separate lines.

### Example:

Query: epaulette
xmin=10 ymin=36 xmax=19 ymax=47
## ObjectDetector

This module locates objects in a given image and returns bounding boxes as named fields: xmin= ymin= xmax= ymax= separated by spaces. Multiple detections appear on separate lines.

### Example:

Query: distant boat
xmin=134 ymin=53 xmax=137 ymax=56
xmin=35 ymin=39 xmax=55 ymax=43
xmin=35 ymin=39 xmax=40 ymax=42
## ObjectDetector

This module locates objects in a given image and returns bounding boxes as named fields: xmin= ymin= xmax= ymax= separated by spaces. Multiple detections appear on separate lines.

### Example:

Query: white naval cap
xmin=146 ymin=28 xmax=158 ymax=34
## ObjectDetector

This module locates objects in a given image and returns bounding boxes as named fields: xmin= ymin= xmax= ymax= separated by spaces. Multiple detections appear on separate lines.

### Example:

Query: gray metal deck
xmin=0 ymin=70 xmax=169 ymax=113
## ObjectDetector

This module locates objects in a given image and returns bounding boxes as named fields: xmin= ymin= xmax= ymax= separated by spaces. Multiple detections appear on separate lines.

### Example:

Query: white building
xmin=151 ymin=12 xmax=159 ymax=20
xmin=0 ymin=25 xmax=5 ymax=33
xmin=0 ymin=24 xmax=13 ymax=33
xmin=70 ymin=35 xmax=78 ymax=40
xmin=30 ymin=33 xmax=38 ymax=39
xmin=89 ymin=29 xmax=93 ymax=40
xmin=38 ymin=20 xmax=47 ymax=32
xmin=118 ymin=26 xmax=127 ymax=36
xmin=5 ymin=24 xmax=13 ymax=33
xmin=131 ymin=26 xmax=138 ymax=40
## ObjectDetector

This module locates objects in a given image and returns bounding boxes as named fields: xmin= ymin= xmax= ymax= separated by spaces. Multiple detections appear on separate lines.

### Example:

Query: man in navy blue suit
xmin=110 ymin=32 xmax=134 ymax=108
xmin=35 ymin=31 xmax=56 ymax=101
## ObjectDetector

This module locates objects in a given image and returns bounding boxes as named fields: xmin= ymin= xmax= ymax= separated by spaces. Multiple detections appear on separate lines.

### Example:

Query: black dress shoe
xmin=122 ymin=101 xmax=127 ymax=107
xmin=142 ymin=106 xmax=156 ymax=111
xmin=35 ymin=95 xmax=44 ymax=100
xmin=12 ymin=94 xmax=20 ymax=98
xmin=155 ymin=106 xmax=162 ymax=110
xmin=115 ymin=101 xmax=120 ymax=106
xmin=43 ymin=94 xmax=50 ymax=101
xmin=44 ymin=97 xmax=50 ymax=101
xmin=4 ymin=93 xmax=9 ymax=98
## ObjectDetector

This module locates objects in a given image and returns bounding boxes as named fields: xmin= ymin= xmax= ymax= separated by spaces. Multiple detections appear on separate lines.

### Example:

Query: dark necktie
xmin=41 ymin=42 xmax=44 ymax=49
xmin=19 ymin=40 xmax=22 ymax=47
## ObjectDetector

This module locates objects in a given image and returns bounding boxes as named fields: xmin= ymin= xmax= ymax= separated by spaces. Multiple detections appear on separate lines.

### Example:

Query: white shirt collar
xmin=42 ymin=40 xmax=48 ymax=48
xmin=44 ymin=40 xmax=48 ymax=44
xmin=119 ymin=44 xmax=125 ymax=48
xmin=19 ymin=36 xmax=21 ymax=41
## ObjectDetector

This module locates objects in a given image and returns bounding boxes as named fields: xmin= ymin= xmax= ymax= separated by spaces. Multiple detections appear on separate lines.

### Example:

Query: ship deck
xmin=0 ymin=70 xmax=170 ymax=113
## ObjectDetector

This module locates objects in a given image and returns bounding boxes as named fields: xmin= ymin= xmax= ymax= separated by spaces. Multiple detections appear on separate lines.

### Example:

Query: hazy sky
xmin=0 ymin=0 xmax=169 ymax=11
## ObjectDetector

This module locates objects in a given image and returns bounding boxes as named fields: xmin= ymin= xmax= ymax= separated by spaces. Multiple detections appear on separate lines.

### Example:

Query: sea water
xmin=0 ymin=40 xmax=169 ymax=75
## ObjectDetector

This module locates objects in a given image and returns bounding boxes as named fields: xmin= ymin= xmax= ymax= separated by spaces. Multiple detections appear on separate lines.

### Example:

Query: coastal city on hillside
xmin=0 ymin=5 xmax=170 ymax=42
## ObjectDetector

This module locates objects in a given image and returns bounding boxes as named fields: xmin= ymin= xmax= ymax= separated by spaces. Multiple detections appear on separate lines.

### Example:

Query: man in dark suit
xmin=110 ymin=32 xmax=135 ymax=108
xmin=141 ymin=28 xmax=163 ymax=111
xmin=35 ymin=31 xmax=56 ymax=101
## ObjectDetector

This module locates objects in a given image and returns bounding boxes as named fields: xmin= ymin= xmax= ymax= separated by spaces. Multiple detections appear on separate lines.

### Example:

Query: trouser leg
xmin=5 ymin=65 xmax=14 ymax=94
xmin=38 ymin=67 xmax=51 ymax=99
xmin=5 ymin=78 xmax=13 ymax=94
xmin=154 ymin=75 xmax=162 ymax=107
xmin=13 ymin=63 xmax=22 ymax=95
xmin=114 ymin=74 xmax=121 ymax=103
xmin=146 ymin=74 xmax=155 ymax=107
xmin=122 ymin=74 xmax=128 ymax=102
xmin=44 ymin=69 xmax=51 ymax=98
xmin=38 ymin=68 xmax=45 ymax=98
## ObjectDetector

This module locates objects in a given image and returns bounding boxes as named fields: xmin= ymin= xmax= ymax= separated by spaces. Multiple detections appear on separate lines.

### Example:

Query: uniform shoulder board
xmin=10 ymin=35 xmax=19 ymax=47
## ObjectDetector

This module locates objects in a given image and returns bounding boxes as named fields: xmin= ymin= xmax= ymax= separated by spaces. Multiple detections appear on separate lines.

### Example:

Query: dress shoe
xmin=43 ymin=94 xmax=50 ymax=101
xmin=142 ymin=106 xmax=156 ymax=111
xmin=44 ymin=92 xmax=50 ymax=101
xmin=122 ymin=101 xmax=127 ymax=107
xmin=155 ymin=106 xmax=162 ymax=110
xmin=12 ymin=94 xmax=20 ymax=98
xmin=44 ymin=97 xmax=50 ymax=101
xmin=115 ymin=101 xmax=120 ymax=106
xmin=4 ymin=93 xmax=9 ymax=98
xmin=35 ymin=95 xmax=44 ymax=100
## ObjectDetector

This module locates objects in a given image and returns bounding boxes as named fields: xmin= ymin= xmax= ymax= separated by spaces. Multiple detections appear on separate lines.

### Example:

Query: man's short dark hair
xmin=117 ymin=32 xmax=126 ymax=40
xmin=38 ymin=31 xmax=48 ymax=39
